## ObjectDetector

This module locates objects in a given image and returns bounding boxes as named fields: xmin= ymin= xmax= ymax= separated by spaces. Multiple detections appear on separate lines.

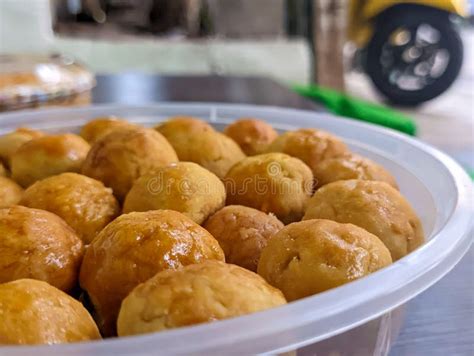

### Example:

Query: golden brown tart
xmin=117 ymin=261 xmax=286 ymax=336
xmin=303 ymin=180 xmax=424 ymax=261
xmin=225 ymin=153 xmax=313 ymax=224
xmin=258 ymin=219 xmax=392 ymax=301
xmin=204 ymin=205 xmax=284 ymax=272
xmin=0 ymin=206 xmax=84 ymax=292
xmin=11 ymin=134 xmax=90 ymax=187
xmin=224 ymin=118 xmax=278 ymax=156
xmin=123 ymin=162 xmax=226 ymax=224
xmin=21 ymin=173 xmax=120 ymax=244
xmin=79 ymin=210 xmax=225 ymax=335
xmin=0 ymin=279 xmax=100 ymax=345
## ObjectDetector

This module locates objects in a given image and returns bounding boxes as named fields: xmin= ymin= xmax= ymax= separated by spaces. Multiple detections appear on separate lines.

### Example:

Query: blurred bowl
xmin=0 ymin=54 xmax=95 ymax=112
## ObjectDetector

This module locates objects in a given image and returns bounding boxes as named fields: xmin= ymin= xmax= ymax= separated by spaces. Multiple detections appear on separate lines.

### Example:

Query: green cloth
xmin=294 ymin=85 xmax=474 ymax=180
xmin=293 ymin=84 xmax=417 ymax=136
xmin=468 ymin=169 xmax=474 ymax=181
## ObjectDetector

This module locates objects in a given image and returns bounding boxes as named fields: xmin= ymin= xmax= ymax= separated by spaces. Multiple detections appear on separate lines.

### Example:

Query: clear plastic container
xmin=0 ymin=103 xmax=472 ymax=356
xmin=0 ymin=54 xmax=95 ymax=112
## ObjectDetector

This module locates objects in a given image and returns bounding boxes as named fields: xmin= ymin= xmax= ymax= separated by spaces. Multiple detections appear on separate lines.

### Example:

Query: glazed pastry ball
xmin=0 ymin=206 xmax=84 ymax=292
xmin=303 ymin=180 xmax=424 ymax=261
xmin=0 ymin=279 xmax=100 ymax=345
xmin=156 ymin=119 xmax=246 ymax=179
xmin=258 ymin=219 xmax=392 ymax=301
xmin=11 ymin=134 xmax=90 ymax=187
xmin=123 ymin=162 xmax=226 ymax=224
xmin=21 ymin=173 xmax=120 ymax=244
xmin=80 ymin=210 xmax=225 ymax=335
xmin=155 ymin=116 xmax=215 ymax=136
xmin=0 ymin=177 xmax=23 ymax=208
xmin=225 ymin=153 xmax=313 ymax=224
xmin=204 ymin=205 xmax=284 ymax=272
xmin=313 ymin=153 xmax=398 ymax=189
xmin=117 ymin=261 xmax=286 ymax=336
xmin=0 ymin=127 xmax=44 ymax=167
xmin=224 ymin=118 xmax=279 ymax=155
xmin=266 ymin=128 xmax=348 ymax=174
xmin=80 ymin=116 xmax=134 ymax=143
xmin=82 ymin=127 xmax=178 ymax=201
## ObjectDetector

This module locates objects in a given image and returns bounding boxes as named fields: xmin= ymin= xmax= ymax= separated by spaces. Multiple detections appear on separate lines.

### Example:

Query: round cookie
xmin=123 ymin=162 xmax=226 ymax=224
xmin=224 ymin=118 xmax=278 ymax=155
xmin=266 ymin=128 xmax=348 ymax=173
xmin=224 ymin=153 xmax=313 ymax=224
xmin=21 ymin=173 xmax=120 ymax=244
xmin=257 ymin=219 xmax=392 ymax=301
xmin=117 ymin=261 xmax=286 ymax=336
xmin=0 ymin=176 xmax=23 ymax=208
xmin=303 ymin=180 xmax=424 ymax=261
xmin=80 ymin=116 xmax=135 ymax=143
xmin=0 ymin=279 xmax=100 ymax=345
xmin=81 ymin=127 xmax=178 ymax=201
xmin=0 ymin=127 xmax=44 ymax=167
xmin=156 ymin=119 xmax=245 ymax=179
xmin=204 ymin=205 xmax=284 ymax=271
xmin=155 ymin=116 xmax=215 ymax=137
xmin=313 ymin=153 xmax=398 ymax=189
xmin=0 ymin=206 xmax=84 ymax=292
xmin=79 ymin=210 xmax=225 ymax=335
xmin=11 ymin=134 xmax=90 ymax=187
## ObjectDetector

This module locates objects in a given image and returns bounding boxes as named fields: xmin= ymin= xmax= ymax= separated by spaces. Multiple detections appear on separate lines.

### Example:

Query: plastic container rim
xmin=0 ymin=103 xmax=472 ymax=355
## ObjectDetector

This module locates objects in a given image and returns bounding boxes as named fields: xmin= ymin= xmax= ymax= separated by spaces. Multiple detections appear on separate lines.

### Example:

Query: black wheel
xmin=366 ymin=6 xmax=464 ymax=106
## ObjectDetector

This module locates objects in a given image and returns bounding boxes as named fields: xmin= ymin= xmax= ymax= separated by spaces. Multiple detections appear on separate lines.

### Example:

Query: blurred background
xmin=0 ymin=1 xmax=472 ymax=354
xmin=0 ymin=0 xmax=472 ymax=172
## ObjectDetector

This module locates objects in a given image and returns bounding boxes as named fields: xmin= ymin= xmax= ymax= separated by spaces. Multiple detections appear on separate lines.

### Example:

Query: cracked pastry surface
xmin=224 ymin=153 xmax=313 ymax=224
xmin=257 ymin=219 xmax=392 ymax=301
xmin=11 ymin=134 xmax=90 ymax=187
xmin=0 ymin=206 xmax=84 ymax=292
xmin=266 ymin=128 xmax=348 ymax=174
xmin=79 ymin=210 xmax=225 ymax=336
xmin=123 ymin=162 xmax=226 ymax=224
xmin=21 ymin=172 xmax=120 ymax=244
xmin=156 ymin=117 xmax=246 ymax=179
xmin=313 ymin=153 xmax=398 ymax=189
xmin=117 ymin=261 xmax=286 ymax=336
xmin=81 ymin=126 xmax=178 ymax=201
xmin=204 ymin=205 xmax=284 ymax=272
xmin=303 ymin=180 xmax=424 ymax=261
xmin=0 ymin=279 xmax=100 ymax=345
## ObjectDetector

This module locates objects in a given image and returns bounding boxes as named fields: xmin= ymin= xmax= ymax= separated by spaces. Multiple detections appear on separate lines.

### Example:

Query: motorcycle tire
xmin=366 ymin=6 xmax=464 ymax=106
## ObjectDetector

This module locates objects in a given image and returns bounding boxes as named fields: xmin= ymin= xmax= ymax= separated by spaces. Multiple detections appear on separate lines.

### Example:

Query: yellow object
xmin=348 ymin=0 xmax=467 ymax=47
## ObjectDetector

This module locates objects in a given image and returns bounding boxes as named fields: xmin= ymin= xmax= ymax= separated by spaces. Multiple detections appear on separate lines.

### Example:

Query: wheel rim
xmin=380 ymin=23 xmax=450 ymax=92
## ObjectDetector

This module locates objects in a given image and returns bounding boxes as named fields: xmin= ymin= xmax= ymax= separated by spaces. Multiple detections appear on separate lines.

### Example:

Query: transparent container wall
xmin=0 ymin=104 xmax=471 ymax=356
xmin=298 ymin=306 xmax=405 ymax=356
